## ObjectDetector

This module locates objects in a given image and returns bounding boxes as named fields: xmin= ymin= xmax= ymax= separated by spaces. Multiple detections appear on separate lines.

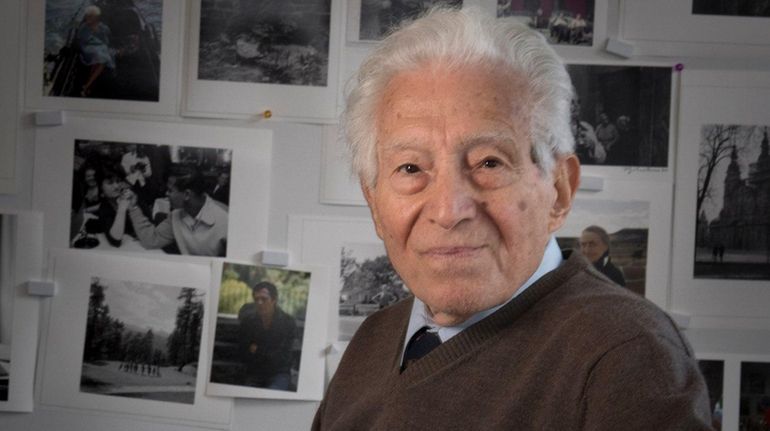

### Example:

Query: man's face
xmin=252 ymin=288 xmax=276 ymax=316
xmin=364 ymin=63 xmax=577 ymax=325
xmin=579 ymin=231 xmax=608 ymax=263
xmin=166 ymin=177 xmax=185 ymax=210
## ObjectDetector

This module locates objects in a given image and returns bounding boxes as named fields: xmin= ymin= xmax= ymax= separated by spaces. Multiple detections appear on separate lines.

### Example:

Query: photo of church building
xmin=695 ymin=125 xmax=770 ymax=280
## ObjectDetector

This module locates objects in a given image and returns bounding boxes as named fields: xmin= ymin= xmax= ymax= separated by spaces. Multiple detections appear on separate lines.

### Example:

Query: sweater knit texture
xmin=313 ymin=252 xmax=714 ymax=430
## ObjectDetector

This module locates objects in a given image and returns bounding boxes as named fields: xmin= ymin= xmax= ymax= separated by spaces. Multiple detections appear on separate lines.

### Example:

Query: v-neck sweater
xmin=313 ymin=251 xmax=714 ymax=430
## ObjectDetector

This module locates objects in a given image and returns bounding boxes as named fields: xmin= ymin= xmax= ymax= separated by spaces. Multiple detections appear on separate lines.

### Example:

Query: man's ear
xmin=548 ymin=154 xmax=580 ymax=233
xmin=361 ymin=180 xmax=385 ymax=240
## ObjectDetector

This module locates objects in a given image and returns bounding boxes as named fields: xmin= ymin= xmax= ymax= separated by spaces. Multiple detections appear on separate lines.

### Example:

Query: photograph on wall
xmin=0 ymin=214 xmax=11 ymax=403
xmin=80 ymin=277 xmax=204 ymax=405
xmin=555 ymin=198 xmax=649 ymax=297
xmin=197 ymin=0 xmax=331 ymax=87
xmin=0 ymin=358 xmax=7 ymax=401
xmin=39 ymin=251 xmax=232 ymax=425
xmin=70 ymin=139 xmax=232 ymax=257
xmin=694 ymin=125 xmax=770 ymax=281
xmin=43 ymin=0 xmax=162 ymax=101
xmin=740 ymin=361 xmax=770 ymax=430
xmin=359 ymin=0 xmax=462 ymax=41
xmin=209 ymin=262 xmax=310 ymax=393
xmin=692 ymin=0 xmax=770 ymax=18
xmin=338 ymin=242 xmax=409 ymax=341
xmin=497 ymin=0 xmax=594 ymax=46
xmin=567 ymin=64 xmax=672 ymax=167
xmin=698 ymin=359 xmax=725 ymax=430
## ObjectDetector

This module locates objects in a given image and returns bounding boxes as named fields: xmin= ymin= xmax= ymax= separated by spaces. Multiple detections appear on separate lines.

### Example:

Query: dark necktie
xmin=402 ymin=326 xmax=442 ymax=370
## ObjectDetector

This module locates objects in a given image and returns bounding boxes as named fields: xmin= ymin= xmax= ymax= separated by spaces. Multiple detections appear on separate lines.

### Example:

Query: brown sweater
xmin=313 ymin=252 xmax=714 ymax=430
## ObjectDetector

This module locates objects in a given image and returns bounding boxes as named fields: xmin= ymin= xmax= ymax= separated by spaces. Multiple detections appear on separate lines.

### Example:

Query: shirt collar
xmin=181 ymin=196 xmax=217 ymax=229
xmin=403 ymin=236 xmax=563 ymax=347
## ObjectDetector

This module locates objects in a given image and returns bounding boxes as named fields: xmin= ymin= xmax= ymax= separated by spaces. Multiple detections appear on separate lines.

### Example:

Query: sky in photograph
xmin=558 ymin=198 xmax=649 ymax=237
xmin=94 ymin=278 xmax=199 ymax=335
xmin=700 ymin=124 xmax=767 ymax=223
xmin=341 ymin=242 xmax=387 ymax=264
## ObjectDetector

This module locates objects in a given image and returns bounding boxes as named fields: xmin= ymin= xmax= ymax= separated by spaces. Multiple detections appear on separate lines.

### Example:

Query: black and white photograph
xmin=567 ymin=64 xmax=672 ymax=167
xmin=210 ymin=263 xmax=310 ymax=393
xmin=694 ymin=125 xmax=770 ymax=280
xmin=70 ymin=139 xmax=232 ymax=257
xmin=338 ymin=242 xmax=409 ymax=341
xmin=740 ymin=361 xmax=770 ymax=431
xmin=44 ymin=0 xmax=162 ymax=101
xmin=556 ymin=199 xmax=649 ymax=297
xmin=359 ymin=0 xmax=462 ymax=41
xmin=80 ymin=277 xmax=205 ymax=404
xmin=693 ymin=0 xmax=770 ymax=18
xmin=699 ymin=359 xmax=725 ymax=430
xmin=497 ymin=0 xmax=594 ymax=46
xmin=197 ymin=0 xmax=331 ymax=87
xmin=0 ymin=358 xmax=8 ymax=402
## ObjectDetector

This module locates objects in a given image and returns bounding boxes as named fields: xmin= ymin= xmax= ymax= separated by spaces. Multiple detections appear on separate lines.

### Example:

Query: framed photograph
xmin=566 ymin=63 xmax=674 ymax=170
xmin=555 ymin=198 xmax=650 ymax=297
xmin=0 ymin=0 xmax=23 ymax=194
xmin=497 ymin=0 xmax=595 ymax=46
xmin=33 ymin=116 xmax=272 ymax=261
xmin=692 ymin=0 xmax=770 ymax=18
xmin=206 ymin=260 xmax=329 ymax=400
xmin=348 ymin=0 xmax=463 ymax=43
xmin=620 ymin=0 xmax=770 ymax=57
xmin=740 ymin=360 xmax=770 ymax=431
xmin=338 ymin=242 xmax=409 ymax=341
xmin=287 ymin=215 xmax=383 ymax=341
xmin=184 ymin=0 xmax=342 ymax=122
xmin=25 ymin=0 xmax=183 ymax=115
xmin=39 ymin=250 xmax=232 ymax=426
xmin=698 ymin=358 xmax=726 ymax=430
xmin=0 ymin=210 xmax=44 ymax=412
xmin=671 ymin=69 xmax=770 ymax=322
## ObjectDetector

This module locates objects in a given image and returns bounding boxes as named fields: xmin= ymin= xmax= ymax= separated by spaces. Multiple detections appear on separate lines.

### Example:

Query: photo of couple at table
xmin=70 ymin=139 xmax=232 ymax=257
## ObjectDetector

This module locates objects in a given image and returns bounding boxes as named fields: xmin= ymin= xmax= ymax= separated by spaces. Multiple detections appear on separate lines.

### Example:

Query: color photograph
xmin=44 ymin=0 xmax=162 ymax=101
xmin=692 ymin=0 xmax=770 ymax=18
xmin=359 ymin=0 xmax=462 ymax=41
xmin=70 ymin=139 xmax=232 ymax=257
xmin=210 ymin=263 xmax=310 ymax=392
xmin=694 ymin=125 xmax=770 ymax=280
xmin=338 ymin=242 xmax=409 ymax=341
xmin=197 ymin=0 xmax=331 ymax=87
xmin=80 ymin=277 xmax=205 ymax=405
xmin=497 ymin=0 xmax=595 ymax=46
xmin=740 ymin=361 xmax=770 ymax=431
xmin=556 ymin=199 xmax=649 ymax=297
xmin=567 ymin=64 xmax=672 ymax=167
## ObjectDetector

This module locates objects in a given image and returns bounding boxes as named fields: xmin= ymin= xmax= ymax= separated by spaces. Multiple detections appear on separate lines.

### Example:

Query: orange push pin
xmin=263 ymin=110 xmax=272 ymax=119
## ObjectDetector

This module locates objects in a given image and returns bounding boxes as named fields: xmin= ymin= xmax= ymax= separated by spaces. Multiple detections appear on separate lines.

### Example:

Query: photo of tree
xmin=694 ymin=124 xmax=770 ymax=280
xmin=693 ymin=0 xmax=770 ymax=18
xmin=80 ymin=277 xmax=205 ymax=404
xmin=338 ymin=242 xmax=409 ymax=341
xmin=210 ymin=263 xmax=310 ymax=392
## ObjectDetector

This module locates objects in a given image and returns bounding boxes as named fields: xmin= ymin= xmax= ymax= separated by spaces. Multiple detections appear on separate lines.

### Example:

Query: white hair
xmin=343 ymin=7 xmax=575 ymax=188
xmin=84 ymin=5 xmax=102 ymax=18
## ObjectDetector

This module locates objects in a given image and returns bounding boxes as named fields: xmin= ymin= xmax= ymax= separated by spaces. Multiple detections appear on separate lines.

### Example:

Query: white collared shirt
xmin=401 ymin=236 xmax=563 ymax=360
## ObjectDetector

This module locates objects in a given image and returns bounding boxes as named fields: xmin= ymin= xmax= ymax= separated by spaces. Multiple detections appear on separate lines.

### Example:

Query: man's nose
xmin=427 ymin=170 xmax=477 ymax=230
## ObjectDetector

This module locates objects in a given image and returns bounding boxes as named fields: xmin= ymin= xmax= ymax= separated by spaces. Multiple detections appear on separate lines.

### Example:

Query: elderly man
xmin=313 ymin=8 xmax=712 ymax=430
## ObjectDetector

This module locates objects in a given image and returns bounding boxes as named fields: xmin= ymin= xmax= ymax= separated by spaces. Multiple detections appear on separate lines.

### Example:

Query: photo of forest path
xmin=80 ymin=278 xmax=205 ymax=404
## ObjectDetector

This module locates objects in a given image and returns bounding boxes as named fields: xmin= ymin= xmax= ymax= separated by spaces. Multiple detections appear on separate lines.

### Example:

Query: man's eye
xmin=397 ymin=163 xmax=421 ymax=174
xmin=481 ymin=158 xmax=502 ymax=169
